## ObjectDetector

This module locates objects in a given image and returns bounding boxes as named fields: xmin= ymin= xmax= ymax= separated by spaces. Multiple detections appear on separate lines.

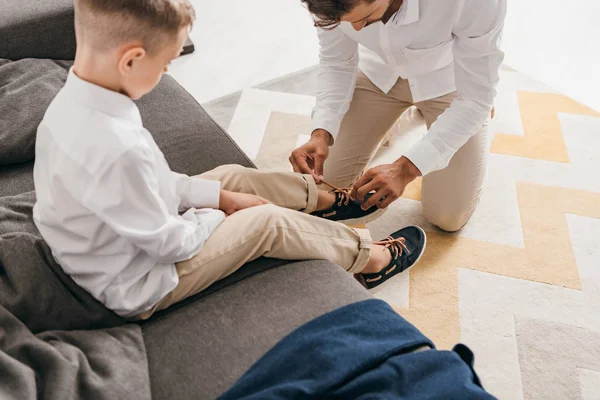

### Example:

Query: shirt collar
xmin=63 ymin=68 xmax=143 ymax=126
xmin=391 ymin=0 xmax=420 ymax=27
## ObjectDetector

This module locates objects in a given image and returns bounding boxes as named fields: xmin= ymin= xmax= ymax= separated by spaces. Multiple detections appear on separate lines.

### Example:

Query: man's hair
xmin=75 ymin=0 xmax=195 ymax=53
xmin=301 ymin=0 xmax=377 ymax=29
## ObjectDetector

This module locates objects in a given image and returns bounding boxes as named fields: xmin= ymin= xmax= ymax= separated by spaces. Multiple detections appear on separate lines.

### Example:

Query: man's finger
xmin=355 ymin=180 xmax=379 ymax=203
xmin=354 ymin=169 xmax=375 ymax=189
xmin=351 ymin=169 xmax=375 ymax=200
xmin=313 ymin=156 xmax=325 ymax=184
xmin=378 ymin=193 xmax=399 ymax=209
xmin=301 ymin=153 xmax=321 ymax=183
xmin=289 ymin=154 xmax=300 ymax=173
xmin=305 ymin=153 xmax=315 ymax=171
xmin=361 ymin=188 xmax=387 ymax=210
xmin=290 ymin=151 xmax=313 ymax=175
xmin=313 ymin=156 xmax=324 ymax=176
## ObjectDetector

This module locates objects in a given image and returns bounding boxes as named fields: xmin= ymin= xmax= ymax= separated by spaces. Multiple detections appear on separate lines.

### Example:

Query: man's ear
xmin=118 ymin=46 xmax=146 ymax=75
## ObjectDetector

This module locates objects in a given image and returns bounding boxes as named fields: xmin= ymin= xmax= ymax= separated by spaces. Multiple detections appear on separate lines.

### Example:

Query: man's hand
xmin=351 ymin=157 xmax=422 ymax=210
xmin=219 ymin=190 xmax=271 ymax=215
xmin=289 ymin=129 xmax=331 ymax=184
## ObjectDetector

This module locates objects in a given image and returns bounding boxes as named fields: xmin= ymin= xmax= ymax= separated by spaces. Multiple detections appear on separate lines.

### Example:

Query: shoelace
xmin=320 ymin=179 xmax=353 ymax=207
xmin=373 ymin=236 xmax=410 ymax=260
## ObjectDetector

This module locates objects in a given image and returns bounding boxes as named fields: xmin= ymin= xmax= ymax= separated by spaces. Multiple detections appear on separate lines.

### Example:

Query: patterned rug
xmin=202 ymin=65 xmax=600 ymax=400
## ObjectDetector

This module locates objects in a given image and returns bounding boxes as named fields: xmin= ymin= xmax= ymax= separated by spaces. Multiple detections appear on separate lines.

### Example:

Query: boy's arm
xmin=84 ymin=146 xmax=224 ymax=264
xmin=171 ymin=172 xmax=221 ymax=211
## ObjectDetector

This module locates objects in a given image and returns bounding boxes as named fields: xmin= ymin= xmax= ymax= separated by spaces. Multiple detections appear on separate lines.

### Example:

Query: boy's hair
xmin=75 ymin=0 xmax=195 ymax=53
xmin=301 ymin=0 xmax=377 ymax=29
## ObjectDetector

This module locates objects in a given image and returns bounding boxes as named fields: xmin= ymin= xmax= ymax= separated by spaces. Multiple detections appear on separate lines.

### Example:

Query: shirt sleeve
xmin=311 ymin=25 xmax=359 ymax=143
xmin=171 ymin=172 xmax=221 ymax=211
xmin=404 ymin=0 xmax=506 ymax=176
xmin=83 ymin=145 xmax=222 ymax=264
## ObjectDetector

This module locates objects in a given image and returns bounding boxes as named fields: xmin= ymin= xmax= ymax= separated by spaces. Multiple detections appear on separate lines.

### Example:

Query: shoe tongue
xmin=335 ymin=189 xmax=351 ymax=203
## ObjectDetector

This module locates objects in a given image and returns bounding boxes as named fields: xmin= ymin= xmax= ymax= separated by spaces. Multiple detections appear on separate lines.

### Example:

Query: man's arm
xmin=84 ymin=146 xmax=223 ymax=264
xmin=404 ymin=0 xmax=507 ymax=176
xmin=311 ymin=25 xmax=360 ymax=143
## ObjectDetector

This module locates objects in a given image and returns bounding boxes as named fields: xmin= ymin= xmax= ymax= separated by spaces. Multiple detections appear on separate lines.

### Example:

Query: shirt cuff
xmin=311 ymin=109 xmax=341 ymax=145
xmin=182 ymin=178 xmax=221 ymax=209
xmin=403 ymin=139 xmax=444 ymax=177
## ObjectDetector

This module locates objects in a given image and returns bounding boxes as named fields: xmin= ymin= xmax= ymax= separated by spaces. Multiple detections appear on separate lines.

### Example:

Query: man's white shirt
xmin=312 ymin=0 xmax=506 ymax=175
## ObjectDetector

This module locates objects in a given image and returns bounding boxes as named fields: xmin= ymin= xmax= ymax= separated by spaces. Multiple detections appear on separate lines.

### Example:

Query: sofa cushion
xmin=143 ymin=261 xmax=372 ymax=400
xmin=0 ymin=0 xmax=76 ymax=61
xmin=0 ymin=191 xmax=124 ymax=332
xmin=0 ymin=161 xmax=34 ymax=198
xmin=0 ymin=191 xmax=292 ymax=334
xmin=0 ymin=59 xmax=253 ymax=197
xmin=135 ymin=74 xmax=254 ymax=177
xmin=0 ymin=59 xmax=71 ymax=166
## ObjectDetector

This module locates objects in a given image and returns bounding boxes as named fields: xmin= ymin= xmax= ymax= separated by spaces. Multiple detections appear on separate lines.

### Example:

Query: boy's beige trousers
xmin=136 ymin=165 xmax=372 ymax=320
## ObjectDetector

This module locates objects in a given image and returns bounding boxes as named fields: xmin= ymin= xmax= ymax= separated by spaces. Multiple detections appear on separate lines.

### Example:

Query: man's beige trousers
xmin=323 ymin=71 xmax=490 ymax=232
xmin=136 ymin=165 xmax=372 ymax=320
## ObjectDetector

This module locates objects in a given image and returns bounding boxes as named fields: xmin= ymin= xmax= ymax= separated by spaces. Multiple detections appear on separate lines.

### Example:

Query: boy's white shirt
xmin=312 ymin=0 xmax=506 ymax=176
xmin=33 ymin=69 xmax=224 ymax=318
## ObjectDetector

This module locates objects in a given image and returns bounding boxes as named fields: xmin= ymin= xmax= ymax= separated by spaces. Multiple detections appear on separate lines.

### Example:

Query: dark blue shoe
xmin=355 ymin=226 xmax=427 ymax=290
xmin=311 ymin=186 xmax=386 ymax=225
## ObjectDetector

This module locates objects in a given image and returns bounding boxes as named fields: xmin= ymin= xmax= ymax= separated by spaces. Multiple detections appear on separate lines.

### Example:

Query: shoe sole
xmin=339 ymin=207 xmax=388 ymax=226
xmin=369 ymin=226 xmax=427 ymax=293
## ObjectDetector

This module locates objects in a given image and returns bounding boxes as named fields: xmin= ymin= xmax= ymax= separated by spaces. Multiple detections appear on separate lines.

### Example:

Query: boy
xmin=33 ymin=0 xmax=426 ymax=320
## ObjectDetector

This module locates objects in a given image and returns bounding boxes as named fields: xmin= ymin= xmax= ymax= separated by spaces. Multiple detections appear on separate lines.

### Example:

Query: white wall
xmin=170 ymin=0 xmax=318 ymax=103
xmin=502 ymin=0 xmax=600 ymax=111
xmin=173 ymin=1 xmax=600 ymax=110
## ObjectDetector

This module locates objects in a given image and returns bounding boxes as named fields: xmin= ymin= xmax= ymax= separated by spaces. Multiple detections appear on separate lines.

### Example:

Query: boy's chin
xmin=127 ymin=90 xmax=150 ymax=101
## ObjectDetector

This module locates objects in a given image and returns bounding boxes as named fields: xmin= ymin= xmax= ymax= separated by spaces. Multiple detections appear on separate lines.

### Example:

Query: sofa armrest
xmin=0 ymin=0 xmax=76 ymax=60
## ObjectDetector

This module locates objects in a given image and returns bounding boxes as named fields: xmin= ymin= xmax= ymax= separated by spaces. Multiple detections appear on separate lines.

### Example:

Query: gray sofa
xmin=0 ymin=1 xmax=372 ymax=398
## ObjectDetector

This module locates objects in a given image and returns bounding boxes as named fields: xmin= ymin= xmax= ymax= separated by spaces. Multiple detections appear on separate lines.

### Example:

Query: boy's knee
xmin=213 ymin=164 xmax=249 ymax=177
xmin=212 ymin=164 xmax=255 ymax=190
xmin=247 ymin=204 xmax=285 ymax=222
xmin=247 ymin=205 xmax=291 ymax=237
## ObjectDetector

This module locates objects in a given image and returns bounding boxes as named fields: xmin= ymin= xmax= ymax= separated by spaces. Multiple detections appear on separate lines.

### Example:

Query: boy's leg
xmin=136 ymin=204 xmax=371 ymax=319
xmin=196 ymin=165 xmax=319 ymax=213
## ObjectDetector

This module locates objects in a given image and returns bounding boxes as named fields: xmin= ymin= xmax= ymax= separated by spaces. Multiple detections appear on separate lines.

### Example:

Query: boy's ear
xmin=118 ymin=46 xmax=146 ymax=75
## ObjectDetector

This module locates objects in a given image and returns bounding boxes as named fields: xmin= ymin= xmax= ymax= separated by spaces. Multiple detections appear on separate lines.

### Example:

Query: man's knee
xmin=422 ymin=182 xmax=484 ymax=233
xmin=423 ymin=206 xmax=475 ymax=233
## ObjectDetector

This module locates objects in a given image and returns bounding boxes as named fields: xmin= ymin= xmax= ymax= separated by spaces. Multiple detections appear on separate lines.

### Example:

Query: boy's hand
xmin=219 ymin=190 xmax=271 ymax=215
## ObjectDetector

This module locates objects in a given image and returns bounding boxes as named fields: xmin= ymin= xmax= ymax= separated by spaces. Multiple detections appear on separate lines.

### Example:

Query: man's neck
xmin=382 ymin=0 xmax=404 ymax=24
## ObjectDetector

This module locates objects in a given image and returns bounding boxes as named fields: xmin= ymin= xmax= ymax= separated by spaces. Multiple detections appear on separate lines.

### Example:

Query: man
xmin=290 ymin=0 xmax=506 ymax=232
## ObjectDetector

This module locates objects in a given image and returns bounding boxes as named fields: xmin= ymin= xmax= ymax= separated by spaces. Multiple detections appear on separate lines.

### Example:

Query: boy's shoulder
xmin=40 ymin=91 xmax=152 ymax=173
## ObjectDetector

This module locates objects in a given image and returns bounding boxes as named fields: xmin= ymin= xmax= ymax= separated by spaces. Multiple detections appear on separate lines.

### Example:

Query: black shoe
xmin=356 ymin=226 xmax=427 ymax=290
xmin=311 ymin=188 xmax=386 ymax=225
